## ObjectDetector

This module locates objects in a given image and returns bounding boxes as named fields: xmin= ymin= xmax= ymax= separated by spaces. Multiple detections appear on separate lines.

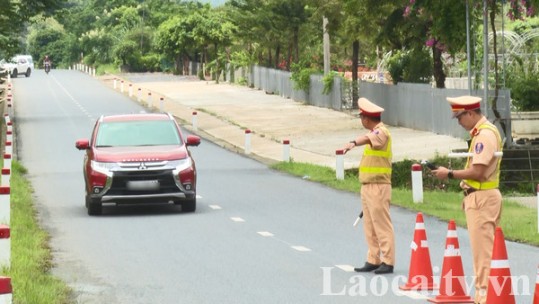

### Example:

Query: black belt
xmin=463 ymin=188 xmax=477 ymax=196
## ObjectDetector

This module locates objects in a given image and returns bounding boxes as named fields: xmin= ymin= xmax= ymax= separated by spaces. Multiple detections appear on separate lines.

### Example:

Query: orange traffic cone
xmin=533 ymin=265 xmax=539 ymax=304
xmin=428 ymin=220 xmax=473 ymax=303
xmin=485 ymin=227 xmax=515 ymax=304
xmin=400 ymin=212 xmax=436 ymax=290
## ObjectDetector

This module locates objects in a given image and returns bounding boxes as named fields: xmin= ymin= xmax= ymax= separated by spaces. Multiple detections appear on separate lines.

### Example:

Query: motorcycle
xmin=44 ymin=62 xmax=51 ymax=74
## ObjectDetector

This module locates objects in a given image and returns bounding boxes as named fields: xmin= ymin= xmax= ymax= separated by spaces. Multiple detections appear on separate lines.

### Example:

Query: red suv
xmin=75 ymin=113 xmax=201 ymax=215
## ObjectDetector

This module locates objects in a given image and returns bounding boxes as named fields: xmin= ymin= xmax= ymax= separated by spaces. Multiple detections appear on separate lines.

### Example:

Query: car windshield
xmin=95 ymin=120 xmax=182 ymax=147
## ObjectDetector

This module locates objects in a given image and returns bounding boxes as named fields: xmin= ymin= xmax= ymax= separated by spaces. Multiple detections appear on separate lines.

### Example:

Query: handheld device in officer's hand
xmin=421 ymin=160 xmax=438 ymax=170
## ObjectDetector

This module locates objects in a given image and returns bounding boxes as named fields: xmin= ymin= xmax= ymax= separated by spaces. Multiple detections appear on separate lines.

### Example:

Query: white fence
xmin=199 ymin=63 xmax=512 ymax=142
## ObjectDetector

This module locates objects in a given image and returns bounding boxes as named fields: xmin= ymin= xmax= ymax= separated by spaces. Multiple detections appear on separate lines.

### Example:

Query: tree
xmin=398 ymin=0 xmax=468 ymax=88
xmin=191 ymin=7 xmax=237 ymax=81
xmin=155 ymin=15 xmax=198 ymax=74
xmin=0 ymin=0 xmax=65 ymax=57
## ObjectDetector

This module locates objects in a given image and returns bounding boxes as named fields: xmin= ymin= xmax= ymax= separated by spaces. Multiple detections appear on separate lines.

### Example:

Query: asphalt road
xmin=9 ymin=69 xmax=538 ymax=303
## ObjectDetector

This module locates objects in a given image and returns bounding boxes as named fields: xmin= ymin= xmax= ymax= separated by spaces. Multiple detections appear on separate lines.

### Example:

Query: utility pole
xmin=483 ymin=0 xmax=488 ymax=113
xmin=140 ymin=2 xmax=145 ymax=51
xmin=323 ymin=16 xmax=330 ymax=75
xmin=466 ymin=0 xmax=472 ymax=94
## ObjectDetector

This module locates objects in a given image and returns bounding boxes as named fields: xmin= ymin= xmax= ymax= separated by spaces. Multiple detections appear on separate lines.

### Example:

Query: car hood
xmin=92 ymin=145 xmax=188 ymax=162
xmin=1 ymin=63 xmax=15 ymax=69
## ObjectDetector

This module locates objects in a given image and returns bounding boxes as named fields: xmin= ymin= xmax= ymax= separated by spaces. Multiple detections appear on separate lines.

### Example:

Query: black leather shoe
xmin=374 ymin=263 xmax=394 ymax=274
xmin=354 ymin=262 xmax=380 ymax=272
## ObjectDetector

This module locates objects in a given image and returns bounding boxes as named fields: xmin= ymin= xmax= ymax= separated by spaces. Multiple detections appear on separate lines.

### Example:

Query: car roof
xmin=14 ymin=55 xmax=32 ymax=59
xmin=100 ymin=113 xmax=174 ymax=123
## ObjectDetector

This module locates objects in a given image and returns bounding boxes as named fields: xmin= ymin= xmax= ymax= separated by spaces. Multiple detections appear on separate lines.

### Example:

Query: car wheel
xmin=87 ymin=199 xmax=102 ymax=216
xmin=25 ymin=68 xmax=31 ymax=77
xmin=11 ymin=69 xmax=17 ymax=78
xmin=182 ymin=196 xmax=196 ymax=212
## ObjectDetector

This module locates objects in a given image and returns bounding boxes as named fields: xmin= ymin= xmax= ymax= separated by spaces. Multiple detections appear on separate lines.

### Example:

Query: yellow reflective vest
xmin=463 ymin=122 xmax=502 ymax=190
xmin=359 ymin=125 xmax=392 ymax=184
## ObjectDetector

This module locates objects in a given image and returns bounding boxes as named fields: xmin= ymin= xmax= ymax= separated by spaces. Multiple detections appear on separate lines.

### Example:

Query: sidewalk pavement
xmin=101 ymin=74 xmax=468 ymax=170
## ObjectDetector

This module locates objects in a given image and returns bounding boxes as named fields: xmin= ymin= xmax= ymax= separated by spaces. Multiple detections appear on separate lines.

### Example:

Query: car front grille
xmin=107 ymin=169 xmax=180 ymax=196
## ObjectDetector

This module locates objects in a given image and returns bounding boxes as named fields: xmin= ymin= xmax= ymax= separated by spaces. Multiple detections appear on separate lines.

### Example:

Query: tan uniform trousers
xmin=360 ymin=183 xmax=395 ymax=266
xmin=463 ymin=189 xmax=502 ymax=304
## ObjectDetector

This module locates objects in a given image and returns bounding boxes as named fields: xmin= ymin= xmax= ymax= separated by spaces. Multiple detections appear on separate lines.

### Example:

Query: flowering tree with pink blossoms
xmin=403 ymin=0 xmax=538 ymax=89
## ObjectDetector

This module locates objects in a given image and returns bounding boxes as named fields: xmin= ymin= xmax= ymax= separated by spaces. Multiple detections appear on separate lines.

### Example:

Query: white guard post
xmin=147 ymin=92 xmax=152 ymax=108
xmin=411 ymin=163 xmax=423 ymax=203
xmin=335 ymin=149 xmax=344 ymax=180
xmin=282 ymin=140 xmax=290 ymax=162
xmin=1 ymin=169 xmax=9 ymax=188
xmin=244 ymin=130 xmax=251 ymax=155
xmin=192 ymin=112 xmax=198 ymax=131
xmin=0 ymin=276 xmax=12 ymax=304
xmin=0 ymin=225 xmax=9 ymax=268
xmin=0 ymin=187 xmax=9 ymax=225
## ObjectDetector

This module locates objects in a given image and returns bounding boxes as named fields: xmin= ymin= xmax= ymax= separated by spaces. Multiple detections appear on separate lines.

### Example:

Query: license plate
xmin=126 ymin=180 xmax=160 ymax=191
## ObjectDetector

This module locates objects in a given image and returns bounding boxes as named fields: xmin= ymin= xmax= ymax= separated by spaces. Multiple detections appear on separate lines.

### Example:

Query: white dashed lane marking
xmin=291 ymin=246 xmax=311 ymax=252
xmin=208 ymin=205 xmax=222 ymax=210
xmin=230 ymin=217 xmax=245 ymax=222
xmin=257 ymin=231 xmax=274 ymax=237
xmin=335 ymin=264 xmax=355 ymax=272
xmin=395 ymin=290 xmax=429 ymax=300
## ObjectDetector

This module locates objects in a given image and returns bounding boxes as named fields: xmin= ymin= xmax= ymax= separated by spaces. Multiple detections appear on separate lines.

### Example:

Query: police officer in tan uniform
xmin=343 ymin=97 xmax=395 ymax=275
xmin=433 ymin=96 xmax=502 ymax=304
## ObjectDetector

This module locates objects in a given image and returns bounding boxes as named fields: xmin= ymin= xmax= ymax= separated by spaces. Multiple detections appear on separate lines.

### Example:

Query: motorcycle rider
xmin=43 ymin=55 xmax=51 ymax=73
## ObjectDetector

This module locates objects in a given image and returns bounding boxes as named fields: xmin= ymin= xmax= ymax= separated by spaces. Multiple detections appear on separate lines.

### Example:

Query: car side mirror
xmin=185 ymin=135 xmax=201 ymax=147
xmin=75 ymin=139 xmax=90 ymax=150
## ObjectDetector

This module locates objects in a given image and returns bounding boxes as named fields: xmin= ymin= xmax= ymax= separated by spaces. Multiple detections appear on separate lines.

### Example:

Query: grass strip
xmin=3 ymin=161 xmax=72 ymax=303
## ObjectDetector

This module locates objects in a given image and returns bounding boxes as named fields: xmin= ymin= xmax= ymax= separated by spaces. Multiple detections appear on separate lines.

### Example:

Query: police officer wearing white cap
xmin=342 ymin=97 xmax=395 ymax=275
xmin=432 ymin=95 xmax=503 ymax=304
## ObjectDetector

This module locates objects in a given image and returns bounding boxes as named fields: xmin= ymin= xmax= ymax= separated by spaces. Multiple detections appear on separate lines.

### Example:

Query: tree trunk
xmin=432 ymin=44 xmax=446 ymax=88
xmin=174 ymin=54 xmax=181 ymax=75
xmin=182 ymin=55 xmax=190 ymax=76
xmin=268 ymin=47 xmax=272 ymax=68
xmin=352 ymin=40 xmax=359 ymax=109
xmin=293 ymin=28 xmax=299 ymax=64
xmin=286 ymin=40 xmax=293 ymax=71
xmin=274 ymin=45 xmax=281 ymax=69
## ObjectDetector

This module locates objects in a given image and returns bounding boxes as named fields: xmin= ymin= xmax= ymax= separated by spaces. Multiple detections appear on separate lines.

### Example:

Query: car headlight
xmin=171 ymin=158 xmax=192 ymax=174
xmin=90 ymin=160 xmax=118 ymax=177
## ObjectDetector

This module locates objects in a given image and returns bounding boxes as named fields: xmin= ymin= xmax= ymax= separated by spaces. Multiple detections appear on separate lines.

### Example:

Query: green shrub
xmin=322 ymin=71 xmax=340 ymax=95
xmin=387 ymin=48 xmax=433 ymax=85
xmin=290 ymin=61 xmax=319 ymax=92
xmin=140 ymin=54 xmax=161 ymax=72
xmin=506 ymin=63 xmax=539 ymax=111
